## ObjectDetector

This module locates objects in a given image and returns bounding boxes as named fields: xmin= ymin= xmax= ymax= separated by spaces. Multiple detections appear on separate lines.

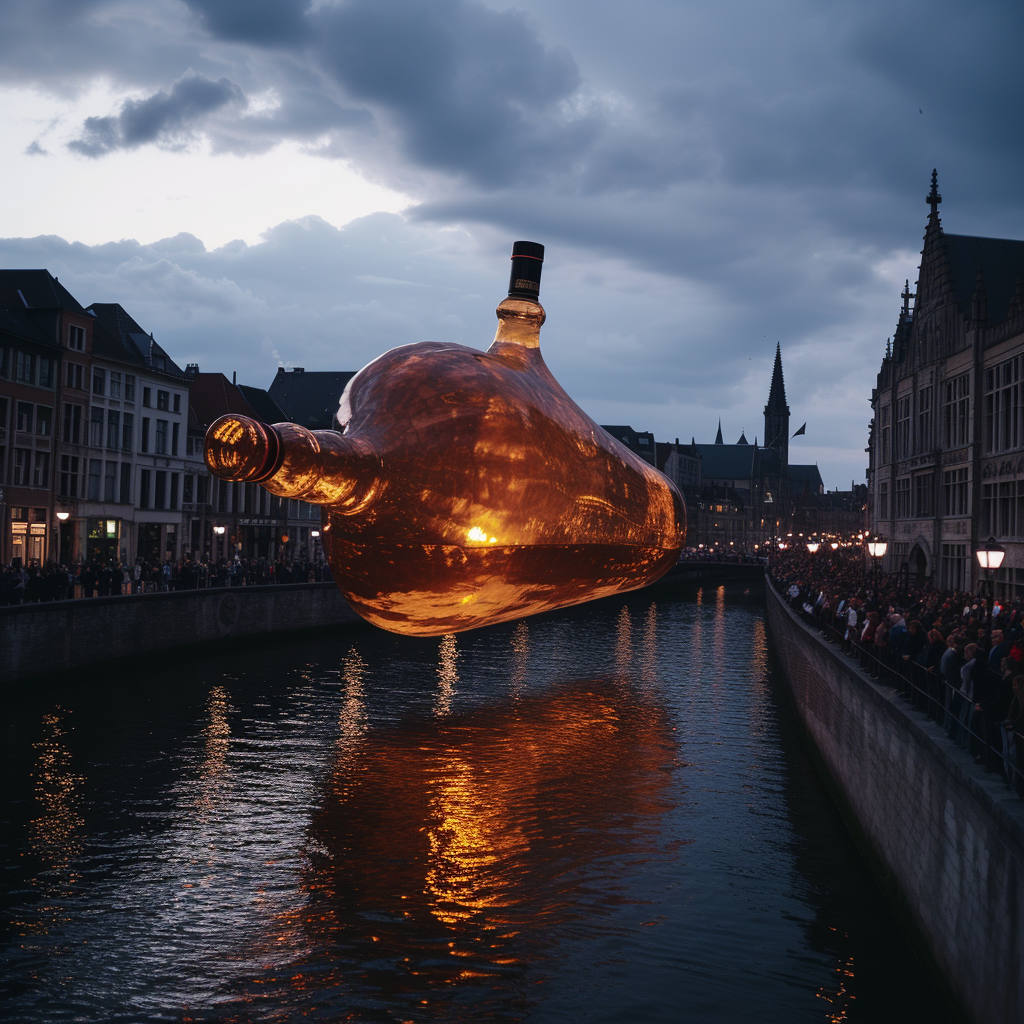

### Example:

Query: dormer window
xmin=68 ymin=325 xmax=85 ymax=351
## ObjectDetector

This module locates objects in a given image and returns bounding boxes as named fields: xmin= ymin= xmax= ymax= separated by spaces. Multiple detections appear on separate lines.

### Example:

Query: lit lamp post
xmin=55 ymin=510 xmax=70 ymax=565
xmin=311 ymin=529 xmax=321 ymax=563
xmin=867 ymin=535 xmax=887 ymax=589
xmin=213 ymin=524 xmax=226 ymax=560
xmin=976 ymin=536 xmax=1006 ymax=634
xmin=806 ymin=536 xmax=820 ymax=555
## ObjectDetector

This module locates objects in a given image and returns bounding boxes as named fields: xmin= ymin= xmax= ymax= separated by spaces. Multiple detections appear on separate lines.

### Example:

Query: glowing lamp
xmin=55 ymin=511 xmax=70 ymax=521
xmin=213 ymin=525 xmax=226 ymax=535
xmin=204 ymin=242 xmax=686 ymax=636
xmin=806 ymin=540 xmax=820 ymax=554
xmin=311 ymin=530 xmax=320 ymax=538
xmin=867 ymin=537 xmax=887 ymax=559
xmin=830 ymin=542 xmax=839 ymax=551
xmin=976 ymin=537 xmax=1005 ymax=571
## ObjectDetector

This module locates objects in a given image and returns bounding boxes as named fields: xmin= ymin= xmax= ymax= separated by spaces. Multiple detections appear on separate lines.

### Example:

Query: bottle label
xmin=514 ymin=279 xmax=539 ymax=291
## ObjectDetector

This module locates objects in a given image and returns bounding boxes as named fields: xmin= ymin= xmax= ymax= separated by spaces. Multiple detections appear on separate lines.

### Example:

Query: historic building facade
xmin=868 ymin=172 xmax=1024 ymax=594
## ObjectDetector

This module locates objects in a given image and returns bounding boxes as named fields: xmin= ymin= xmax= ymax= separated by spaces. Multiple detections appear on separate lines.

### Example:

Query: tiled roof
xmin=268 ymin=369 xmax=357 ymax=430
xmin=189 ymin=372 xmax=259 ymax=428
xmin=237 ymin=384 xmax=287 ymax=424
xmin=87 ymin=303 xmax=186 ymax=378
xmin=943 ymin=234 xmax=1024 ymax=323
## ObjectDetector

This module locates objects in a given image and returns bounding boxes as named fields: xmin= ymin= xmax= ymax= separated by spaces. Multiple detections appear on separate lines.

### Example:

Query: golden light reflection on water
xmin=435 ymin=634 xmax=459 ymax=716
xmin=285 ymin=680 xmax=677 ymax=1000
xmin=24 ymin=708 xmax=85 ymax=934
xmin=195 ymin=685 xmax=232 ymax=818
xmin=615 ymin=605 xmax=632 ymax=677
xmin=815 ymin=950 xmax=856 ymax=1021
xmin=641 ymin=603 xmax=658 ymax=689
xmin=510 ymin=620 xmax=529 ymax=699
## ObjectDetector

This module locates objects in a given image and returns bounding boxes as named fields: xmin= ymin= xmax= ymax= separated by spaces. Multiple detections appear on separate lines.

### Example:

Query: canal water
xmin=1 ymin=583 xmax=957 ymax=1023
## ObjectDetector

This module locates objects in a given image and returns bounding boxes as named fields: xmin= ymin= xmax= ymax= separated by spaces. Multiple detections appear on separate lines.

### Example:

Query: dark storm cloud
xmin=184 ymin=0 xmax=312 ymax=45
xmin=69 ymin=74 xmax=245 ymax=156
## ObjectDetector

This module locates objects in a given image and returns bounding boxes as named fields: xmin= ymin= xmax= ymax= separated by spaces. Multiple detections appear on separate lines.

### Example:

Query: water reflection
xmin=509 ymin=620 xmax=529 ymax=698
xmin=24 ymin=708 xmax=85 ymax=936
xmin=436 ymin=634 xmax=459 ymax=716
xmin=236 ymin=679 xmax=677 ymax=1016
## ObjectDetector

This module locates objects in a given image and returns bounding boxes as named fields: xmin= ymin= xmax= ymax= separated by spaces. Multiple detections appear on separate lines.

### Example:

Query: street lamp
xmin=806 ymin=537 xmax=820 ymax=554
xmin=55 ymin=510 xmax=70 ymax=565
xmin=867 ymin=535 xmax=887 ymax=588
xmin=976 ymin=536 xmax=1005 ymax=632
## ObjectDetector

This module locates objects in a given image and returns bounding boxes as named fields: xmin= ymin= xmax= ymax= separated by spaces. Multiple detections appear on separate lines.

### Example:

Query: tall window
xmin=155 ymin=471 xmax=167 ymax=509
xmin=104 ymin=461 xmax=117 ymax=502
xmin=944 ymin=374 xmax=971 ymax=447
xmin=895 ymin=396 xmax=911 ymax=459
xmin=155 ymin=419 xmax=168 ymax=454
xmin=120 ymin=463 xmax=131 ymax=504
xmin=68 ymin=324 xmax=85 ymax=351
xmin=36 ymin=406 xmax=51 ymax=436
xmin=122 ymin=412 xmax=134 ymax=451
xmin=38 ymin=358 xmax=53 ymax=388
xmin=59 ymin=455 xmax=79 ymax=497
xmin=89 ymin=407 xmax=104 ymax=447
xmin=942 ymin=468 xmax=969 ymax=516
xmin=16 ymin=351 xmax=33 ymax=383
xmin=92 ymin=369 xmax=105 ymax=396
xmin=109 ymin=371 xmax=122 ymax=398
xmin=124 ymin=374 xmax=136 ymax=402
xmin=171 ymin=421 xmax=179 ymax=456
xmin=876 ymin=403 xmax=892 ymax=464
xmin=878 ymin=480 xmax=889 ymax=519
xmin=173 ymin=393 xmax=181 ymax=413
xmin=157 ymin=390 xmax=169 ymax=411
xmin=914 ymin=473 xmax=933 ymax=517
xmin=895 ymin=477 xmax=910 ymax=518
xmin=65 ymin=362 xmax=84 ymax=390
xmin=941 ymin=544 xmax=967 ymax=590
xmin=16 ymin=402 xmax=33 ymax=432
xmin=33 ymin=452 xmax=50 ymax=488
xmin=916 ymin=387 xmax=933 ymax=452
xmin=984 ymin=357 xmax=1021 ymax=454
xmin=62 ymin=404 xmax=82 ymax=444
xmin=170 ymin=473 xmax=179 ymax=510
xmin=13 ymin=449 xmax=30 ymax=485
xmin=87 ymin=459 xmax=102 ymax=500
xmin=106 ymin=409 xmax=120 ymax=449
xmin=141 ymin=417 xmax=150 ymax=452
xmin=139 ymin=469 xmax=151 ymax=509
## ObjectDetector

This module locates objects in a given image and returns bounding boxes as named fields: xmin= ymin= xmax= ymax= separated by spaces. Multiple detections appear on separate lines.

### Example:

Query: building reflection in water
xmin=24 ymin=707 xmax=86 ymax=936
xmin=235 ymin=678 xmax=678 ymax=1015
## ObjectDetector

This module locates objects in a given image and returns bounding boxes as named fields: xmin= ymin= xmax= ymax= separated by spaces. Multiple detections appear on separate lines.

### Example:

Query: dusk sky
xmin=1 ymin=0 xmax=1021 ymax=489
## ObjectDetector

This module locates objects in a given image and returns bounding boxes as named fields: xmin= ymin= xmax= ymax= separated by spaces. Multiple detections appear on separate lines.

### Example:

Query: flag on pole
xmin=791 ymin=423 xmax=806 ymax=438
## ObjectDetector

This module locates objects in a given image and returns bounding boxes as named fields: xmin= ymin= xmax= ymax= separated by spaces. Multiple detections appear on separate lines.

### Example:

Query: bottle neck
xmin=489 ymin=297 xmax=546 ymax=351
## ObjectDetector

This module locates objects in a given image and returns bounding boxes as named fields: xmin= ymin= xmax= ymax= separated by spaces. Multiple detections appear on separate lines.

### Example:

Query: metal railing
xmin=772 ymin=577 xmax=1024 ymax=799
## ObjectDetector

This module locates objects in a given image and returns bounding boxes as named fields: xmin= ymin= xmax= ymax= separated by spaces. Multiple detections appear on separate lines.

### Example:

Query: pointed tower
xmin=715 ymin=419 xmax=723 ymax=444
xmin=764 ymin=342 xmax=790 ymax=470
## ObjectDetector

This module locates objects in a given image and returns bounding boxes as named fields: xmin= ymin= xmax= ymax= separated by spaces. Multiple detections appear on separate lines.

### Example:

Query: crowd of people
xmin=770 ymin=546 xmax=1024 ymax=795
xmin=0 ymin=556 xmax=332 ymax=605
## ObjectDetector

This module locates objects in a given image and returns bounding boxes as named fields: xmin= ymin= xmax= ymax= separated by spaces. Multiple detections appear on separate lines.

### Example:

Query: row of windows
xmin=980 ymin=481 xmax=1024 ymax=539
xmin=880 ymin=362 xmax=1024 ymax=465
xmin=3 ymin=448 xmax=50 ymax=488
xmin=0 ymin=347 xmax=56 ymax=389
xmin=87 ymin=368 xmax=137 ymax=402
xmin=59 ymin=404 xmax=182 ymax=455
xmin=877 ymin=467 xmax=970 ymax=520
xmin=0 ymin=398 xmax=52 ymax=437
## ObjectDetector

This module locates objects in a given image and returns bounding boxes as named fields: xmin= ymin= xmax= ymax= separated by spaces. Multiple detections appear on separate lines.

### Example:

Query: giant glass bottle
xmin=205 ymin=242 xmax=686 ymax=635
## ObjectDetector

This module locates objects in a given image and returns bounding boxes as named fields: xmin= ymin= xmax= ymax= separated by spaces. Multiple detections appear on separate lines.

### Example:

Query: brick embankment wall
xmin=1 ymin=583 xmax=363 ymax=685
xmin=765 ymin=581 xmax=1024 ymax=1024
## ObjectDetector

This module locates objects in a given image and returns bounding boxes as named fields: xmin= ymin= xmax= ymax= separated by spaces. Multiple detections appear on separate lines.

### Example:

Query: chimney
xmin=185 ymin=363 xmax=199 ymax=378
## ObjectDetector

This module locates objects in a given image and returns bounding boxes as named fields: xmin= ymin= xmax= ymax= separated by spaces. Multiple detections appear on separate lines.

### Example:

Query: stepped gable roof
xmin=268 ymin=368 xmax=357 ymax=430
xmin=189 ymin=371 xmax=259 ymax=429
xmin=941 ymin=234 xmax=1024 ymax=323
xmin=87 ymin=302 xmax=186 ymax=378
xmin=789 ymin=463 xmax=823 ymax=496
xmin=237 ymin=384 xmax=287 ymax=424
xmin=654 ymin=440 xmax=701 ymax=473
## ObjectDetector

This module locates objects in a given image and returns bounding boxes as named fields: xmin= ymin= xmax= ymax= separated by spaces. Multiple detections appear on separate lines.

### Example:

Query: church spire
xmin=715 ymin=419 xmax=723 ymax=444
xmin=764 ymin=342 xmax=790 ymax=471
xmin=927 ymin=168 xmax=941 ymax=219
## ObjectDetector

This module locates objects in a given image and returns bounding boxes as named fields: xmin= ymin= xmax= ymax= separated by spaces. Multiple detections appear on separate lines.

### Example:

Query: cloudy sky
xmin=1 ymin=0 xmax=1021 ymax=488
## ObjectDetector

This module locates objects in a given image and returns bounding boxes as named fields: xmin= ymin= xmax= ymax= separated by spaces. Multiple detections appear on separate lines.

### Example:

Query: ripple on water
xmin=0 ymin=585 xmax=959 ymax=1023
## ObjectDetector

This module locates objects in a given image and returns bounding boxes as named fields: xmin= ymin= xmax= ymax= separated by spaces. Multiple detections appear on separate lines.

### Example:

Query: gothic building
xmin=868 ymin=172 xmax=1024 ymax=593
xmin=694 ymin=344 xmax=822 ymax=549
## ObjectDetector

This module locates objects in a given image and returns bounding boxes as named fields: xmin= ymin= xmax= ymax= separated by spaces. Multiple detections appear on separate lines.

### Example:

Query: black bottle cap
xmin=508 ymin=240 xmax=544 ymax=299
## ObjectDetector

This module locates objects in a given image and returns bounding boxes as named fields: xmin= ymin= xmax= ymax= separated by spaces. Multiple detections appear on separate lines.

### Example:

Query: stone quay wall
xmin=766 ymin=581 xmax=1024 ymax=1024
xmin=1 ymin=583 xmax=363 ymax=686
